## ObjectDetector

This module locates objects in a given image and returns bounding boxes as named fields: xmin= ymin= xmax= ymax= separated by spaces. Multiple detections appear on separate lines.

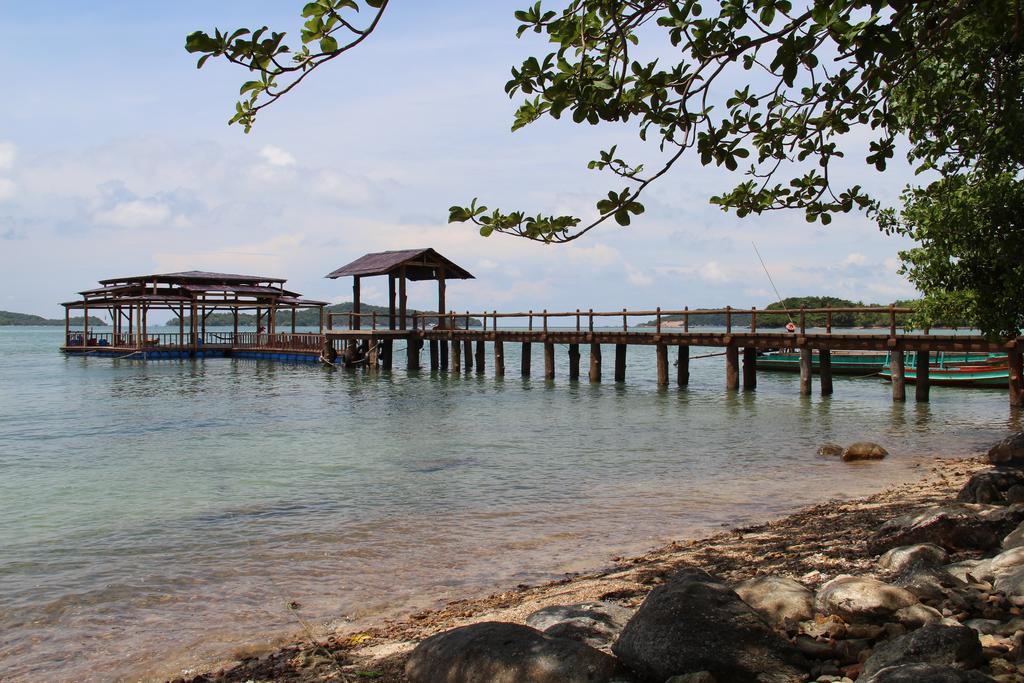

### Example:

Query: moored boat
xmin=757 ymin=350 xmax=891 ymax=375
xmin=879 ymin=362 xmax=1009 ymax=388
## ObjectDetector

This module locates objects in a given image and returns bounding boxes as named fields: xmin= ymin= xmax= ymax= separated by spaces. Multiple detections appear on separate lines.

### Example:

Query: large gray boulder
xmin=891 ymin=566 xmax=967 ymax=603
xmin=842 ymin=442 xmax=889 ymax=462
xmin=404 ymin=621 xmax=618 ymax=683
xmin=987 ymin=432 xmax=1024 ymax=466
xmin=612 ymin=569 xmax=807 ymax=683
xmin=815 ymin=575 xmax=918 ymax=623
xmin=957 ymin=468 xmax=1024 ymax=505
xmin=869 ymin=503 xmax=1024 ymax=553
xmin=734 ymin=575 xmax=815 ymax=627
xmin=861 ymin=663 xmax=994 ymax=683
xmin=944 ymin=558 xmax=995 ymax=584
xmin=1002 ymin=520 xmax=1024 ymax=549
xmin=877 ymin=544 xmax=949 ymax=575
xmin=859 ymin=624 xmax=984 ymax=680
xmin=524 ymin=601 xmax=632 ymax=650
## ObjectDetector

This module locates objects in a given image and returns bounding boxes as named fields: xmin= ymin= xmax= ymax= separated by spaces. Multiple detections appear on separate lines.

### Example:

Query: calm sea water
xmin=0 ymin=326 xmax=1018 ymax=681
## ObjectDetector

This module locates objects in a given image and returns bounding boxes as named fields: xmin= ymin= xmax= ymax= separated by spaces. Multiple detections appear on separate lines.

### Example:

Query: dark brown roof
xmin=278 ymin=296 xmax=330 ymax=307
xmin=325 ymin=248 xmax=474 ymax=281
xmin=179 ymin=283 xmax=301 ymax=297
xmin=98 ymin=270 xmax=287 ymax=285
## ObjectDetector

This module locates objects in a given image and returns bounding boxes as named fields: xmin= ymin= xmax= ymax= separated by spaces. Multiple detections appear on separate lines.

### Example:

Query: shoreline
xmin=179 ymin=452 xmax=990 ymax=682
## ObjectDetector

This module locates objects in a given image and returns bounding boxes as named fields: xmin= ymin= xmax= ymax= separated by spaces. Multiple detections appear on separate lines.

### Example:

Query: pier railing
xmin=233 ymin=332 xmax=323 ymax=351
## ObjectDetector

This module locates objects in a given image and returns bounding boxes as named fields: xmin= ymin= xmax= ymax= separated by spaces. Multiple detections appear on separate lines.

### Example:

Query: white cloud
xmin=259 ymin=145 xmax=296 ymax=167
xmin=0 ymin=141 xmax=16 ymax=172
xmin=567 ymin=243 xmax=619 ymax=267
xmin=626 ymin=264 xmax=653 ymax=287
xmin=0 ymin=178 xmax=15 ymax=201
xmin=699 ymin=261 xmax=732 ymax=283
xmin=93 ymin=199 xmax=171 ymax=228
xmin=310 ymin=170 xmax=371 ymax=203
xmin=842 ymin=252 xmax=867 ymax=266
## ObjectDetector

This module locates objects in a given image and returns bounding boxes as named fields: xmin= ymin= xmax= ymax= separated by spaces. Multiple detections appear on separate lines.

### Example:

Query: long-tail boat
xmin=879 ymin=355 xmax=1009 ymax=388
xmin=758 ymin=350 xmax=1004 ymax=377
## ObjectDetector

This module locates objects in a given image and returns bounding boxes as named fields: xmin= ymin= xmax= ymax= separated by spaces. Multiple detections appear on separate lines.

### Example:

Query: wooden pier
xmin=59 ymin=250 xmax=1024 ymax=408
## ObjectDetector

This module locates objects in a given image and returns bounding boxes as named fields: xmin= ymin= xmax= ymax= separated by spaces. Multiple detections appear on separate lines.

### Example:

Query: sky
xmin=0 ymin=2 xmax=922 ymax=320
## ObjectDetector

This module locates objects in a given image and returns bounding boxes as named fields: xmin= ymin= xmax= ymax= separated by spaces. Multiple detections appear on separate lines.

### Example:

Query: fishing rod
xmin=752 ymin=241 xmax=795 ymax=325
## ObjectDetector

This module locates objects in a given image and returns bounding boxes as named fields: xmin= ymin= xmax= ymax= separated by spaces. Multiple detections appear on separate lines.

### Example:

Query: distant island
xmin=638 ymin=296 xmax=960 ymax=328
xmin=166 ymin=301 xmax=482 ymax=328
xmin=0 ymin=310 xmax=106 ymax=327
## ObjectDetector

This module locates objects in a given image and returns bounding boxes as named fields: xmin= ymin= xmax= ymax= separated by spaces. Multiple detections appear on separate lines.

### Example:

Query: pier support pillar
xmin=407 ymin=338 xmax=420 ymax=371
xmin=677 ymin=345 xmax=689 ymax=386
xmin=614 ymin=344 xmax=627 ymax=382
xmin=589 ymin=343 xmax=602 ymax=382
xmin=820 ymin=349 xmax=833 ymax=396
xmin=891 ymin=350 xmax=906 ymax=402
xmin=726 ymin=344 xmax=739 ymax=390
xmin=368 ymin=340 xmax=379 ymax=370
xmin=544 ymin=342 xmax=555 ymax=380
xmin=799 ymin=347 xmax=812 ymax=396
xmin=521 ymin=342 xmax=531 ymax=377
xmin=568 ymin=343 xmax=580 ymax=380
xmin=382 ymin=339 xmax=393 ymax=371
xmin=451 ymin=338 xmax=461 ymax=373
xmin=656 ymin=343 xmax=669 ymax=387
xmin=463 ymin=340 xmax=473 ymax=371
xmin=475 ymin=339 xmax=485 ymax=373
xmin=494 ymin=340 xmax=505 ymax=378
xmin=429 ymin=339 xmax=439 ymax=370
xmin=440 ymin=338 xmax=448 ymax=370
xmin=742 ymin=347 xmax=757 ymax=390
xmin=1010 ymin=349 xmax=1024 ymax=408
xmin=915 ymin=351 xmax=930 ymax=403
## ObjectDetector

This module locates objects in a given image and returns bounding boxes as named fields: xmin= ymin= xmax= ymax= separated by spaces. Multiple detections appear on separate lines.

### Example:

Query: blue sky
xmin=0 ymin=2 xmax=920 ymax=319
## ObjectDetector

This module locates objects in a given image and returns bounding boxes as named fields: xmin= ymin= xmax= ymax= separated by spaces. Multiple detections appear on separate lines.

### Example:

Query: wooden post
xmin=820 ymin=349 xmax=833 ymax=396
xmin=407 ymin=338 xmax=420 ymax=370
xmin=915 ymin=350 xmax=930 ymax=402
xmin=353 ymin=276 xmax=361 ymax=331
xmin=189 ymin=303 xmax=197 ymax=353
xmin=64 ymin=306 xmax=69 ymax=346
xmin=656 ymin=343 xmax=669 ymax=387
xmin=232 ymin=308 xmax=238 ymax=342
xmin=742 ymin=346 xmax=756 ymax=390
xmin=368 ymin=339 xmax=379 ymax=369
xmin=589 ymin=343 xmax=602 ymax=382
xmin=1009 ymin=349 xmax=1024 ymax=408
xmin=440 ymin=333 xmax=449 ymax=370
xmin=799 ymin=347 xmax=812 ymax=395
xmin=677 ymin=345 xmax=690 ymax=386
xmin=544 ymin=342 xmax=555 ymax=380
xmin=495 ymin=340 xmax=505 ymax=377
xmin=475 ymin=339 xmax=485 ymax=373
xmin=463 ymin=339 xmax=473 ymax=371
xmin=388 ymin=273 xmax=396 ymax=330
xmin=83 ymin=303 xmax=90 ymax=345
xmin=614 ymin=344 xmax=626 ymax=382
xmin=382 ymin=339 xmax=393 ymax=371
xmin=429 ymin=339 xmax=439 ymax=370
xmin=451 ymin=337 xmax=461 ymax=372
xmin=568 ymin=343 xmax=580 ymax=380
xmin=291 ymin=308 xmax=297 ymax=334
xmin=399 ymin=267 xmax=408 ymax=330
xmin=891 ymin=349 xmax=906 ymax=402
xmin=726 ymin=343 xmax=739 ymax=390
xmin=521 ymin=342 xmax=532 ymax=376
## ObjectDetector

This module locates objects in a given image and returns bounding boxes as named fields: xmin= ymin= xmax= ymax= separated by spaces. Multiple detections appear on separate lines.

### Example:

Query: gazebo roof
xmin=325 ymin=248 xmax=474 ymax=281
xmin=98 ymin=270 xmax=287 ymax=285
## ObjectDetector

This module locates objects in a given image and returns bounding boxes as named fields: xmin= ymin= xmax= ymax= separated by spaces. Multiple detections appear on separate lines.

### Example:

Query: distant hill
xmin=638 ymin=297 xmax=957 ymax=328
xmin=166 ymin=302 xmax=481 ymax=328
xmin=0 ymin=310 xmax=105 ymax=326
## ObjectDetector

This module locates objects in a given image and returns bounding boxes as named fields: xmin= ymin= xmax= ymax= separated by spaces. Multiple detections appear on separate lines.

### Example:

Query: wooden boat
xmin=758 ymin=350 xmax=1004 ymax=377
xmin=879 ymin=360 xmax=1009 ymax=388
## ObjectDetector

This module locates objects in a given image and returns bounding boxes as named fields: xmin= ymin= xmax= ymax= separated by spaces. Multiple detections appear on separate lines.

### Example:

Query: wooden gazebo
xmin=61 ymin=270 xmax=328 ymax=353
xmin=325 ymin=248 xmax=474 ymax=331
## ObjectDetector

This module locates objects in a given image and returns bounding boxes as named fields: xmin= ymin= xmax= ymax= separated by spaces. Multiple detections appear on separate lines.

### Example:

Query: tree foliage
xmin=187 ymin=0 xmax=1024 ymax=335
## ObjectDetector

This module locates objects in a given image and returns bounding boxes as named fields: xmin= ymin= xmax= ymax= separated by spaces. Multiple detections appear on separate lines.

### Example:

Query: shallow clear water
xmin=0 ymin=326 xmax=1018 ymax=681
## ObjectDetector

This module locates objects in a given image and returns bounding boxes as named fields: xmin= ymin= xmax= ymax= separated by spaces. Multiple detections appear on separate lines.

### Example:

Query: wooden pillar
xmin=232 ymin=308 xmax=238 ymax=341
xmin=64 ymin=306 xmax=70 ymax=346
xmin=656 ymin=343 xmax=669 ymax=386
xmin=475 ymin=339 xmax=485 ymax=373
xmin=544 ymin=342 xmax=555 ymax=380
xmin=521 ymin=342 xmax=531 ymax=376
xmin=614 ymin=344 xmax=627 ymax=382
xmin=726 ymin=343 xmax=739 ymax=390
xmin=495 ymin=340 xmax=505 ymax=377
xmin=589 ymin=343 xmax=602 ymax=382
xmin=677 ymin=345 xmax=689 ymax=386
xmin=383 ymin=339 xmax=393 ymax=371
xmin=1009 ymin=349 xmax=1024 ymax=408
xmin=368 ymin=339 xmax=379 ymax=369
xmin=437 ymin=268 xmax=446 ymax=329
xmin=451 ymin=338 xmax=461 ymax=373
xmin=820 ymin=349 xmax=833 ymax=396
xmin=440 ymin=334 xmax=449 ymax=370
xmin=201 ymin=305 xmax=206 ymax=340
xmin=83 ymin=303 xmax=90 ymax=345
xmin=799 ymin=347 xmax=812 ymax=395
xmin=429 ymin=339 xmax=439 ymax=370
xmin=407 ymin=338 xmax=420 ymax=370
xmin=142 ymin=305 xmax=148 ymax=345
xmin=388 ymin=273 xmax=396 ymax=329
xmin=352 ymin=276 xmax=361 ymax=330
xmin=463 ymin=339 xmax=473 ymax=371
xmin=891 ymin=350 xmax=906 ymax=402
xmin=742 ymin=346 xmax=756 ymax=390
xmin=915 ymin=350 xmax=930 ymax=402
xmin=399 ymin=267 xmax=408 ymax=330
xmin=568 ymin=343 xmax=580 ymax=380
xmin=291 ymin=308 xmax=296 ymax=334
